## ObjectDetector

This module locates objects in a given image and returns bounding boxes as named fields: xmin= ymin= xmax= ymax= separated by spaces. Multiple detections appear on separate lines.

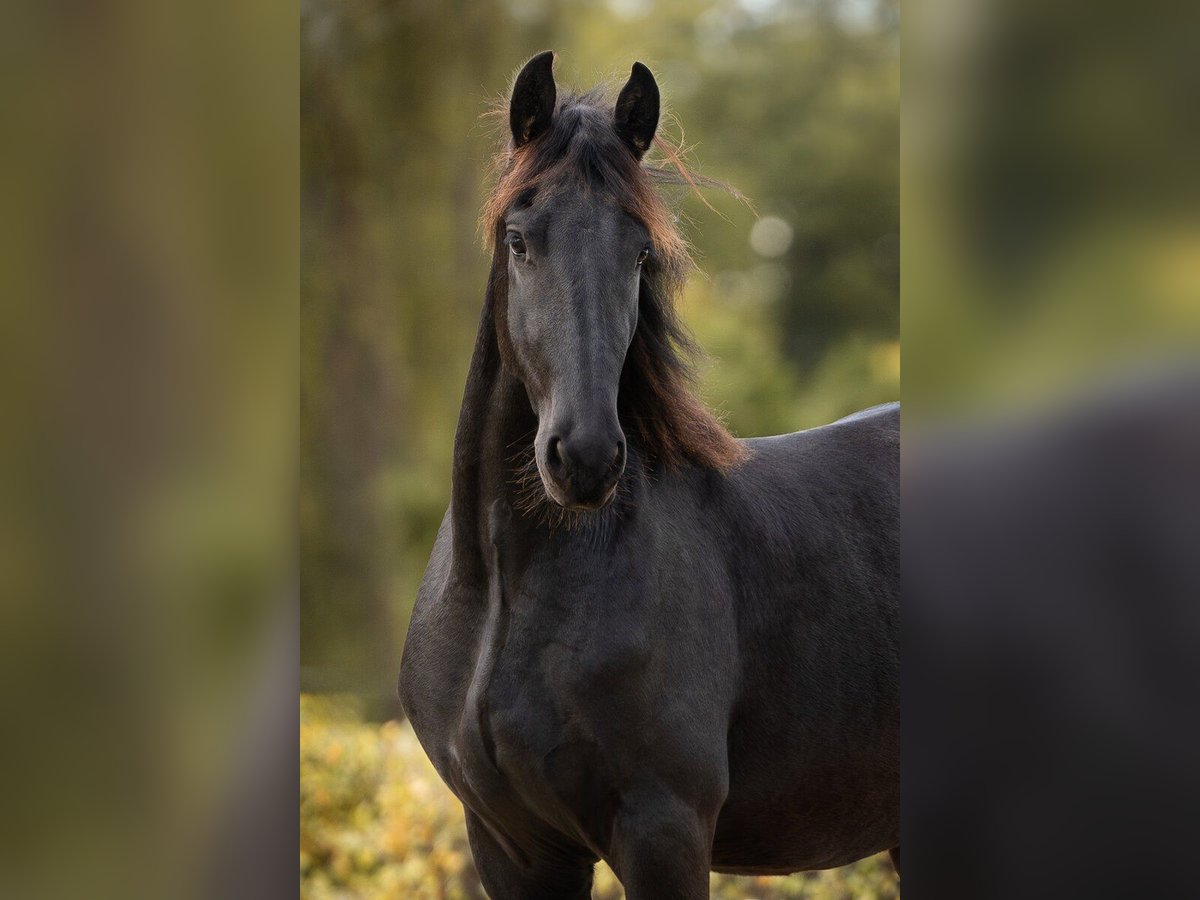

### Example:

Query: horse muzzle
xmin=538 ymin=427 xmax=626 ymax=511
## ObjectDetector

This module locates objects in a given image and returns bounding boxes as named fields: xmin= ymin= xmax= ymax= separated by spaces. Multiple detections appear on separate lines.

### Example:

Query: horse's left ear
xmin=614 ymin=62 xmax=660 ymax=159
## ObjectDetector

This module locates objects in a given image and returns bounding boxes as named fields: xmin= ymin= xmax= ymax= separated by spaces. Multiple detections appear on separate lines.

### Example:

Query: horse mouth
xmin=539 ymin=471 xmax=618 ymax=513
xmin=559 ymin=482 xmax=618 ymax=512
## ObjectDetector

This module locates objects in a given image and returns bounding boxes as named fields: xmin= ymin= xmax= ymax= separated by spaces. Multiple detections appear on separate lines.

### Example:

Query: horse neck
xmin=449 ymin=298 xmax=535 ymax=585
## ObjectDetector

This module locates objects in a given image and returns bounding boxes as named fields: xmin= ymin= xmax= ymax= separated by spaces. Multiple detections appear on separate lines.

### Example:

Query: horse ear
xmin=510 ymin=51 xmax=556 ymax=147
xmin=613 ymin=62 xmax=660 ymax=159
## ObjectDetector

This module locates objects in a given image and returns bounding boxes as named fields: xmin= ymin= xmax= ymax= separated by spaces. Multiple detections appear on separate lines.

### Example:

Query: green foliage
xmin=301 ymin=696 xmax=898 ymax=900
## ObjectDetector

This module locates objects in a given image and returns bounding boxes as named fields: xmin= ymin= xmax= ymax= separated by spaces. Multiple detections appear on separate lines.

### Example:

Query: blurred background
xmin=904 ymin=0 xmax=1200 ymax=415
xmin=903 ymin=1 xmax=1200 ymax=897
xmin=300 ymin=0 xmax=898 ymax=895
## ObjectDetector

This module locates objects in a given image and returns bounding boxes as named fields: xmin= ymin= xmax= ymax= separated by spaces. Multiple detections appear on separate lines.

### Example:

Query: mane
xmin=480 ymin=88 xmax=749 ymax=472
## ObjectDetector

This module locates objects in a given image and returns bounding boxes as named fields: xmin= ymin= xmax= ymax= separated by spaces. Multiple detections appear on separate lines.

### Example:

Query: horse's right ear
xmin=510 ymin=51 xmax=556 ymax=147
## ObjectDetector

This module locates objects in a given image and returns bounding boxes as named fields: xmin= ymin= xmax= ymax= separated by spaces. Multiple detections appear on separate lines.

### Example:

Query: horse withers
xmin=398 ymin=51 xmax=899 ymax=899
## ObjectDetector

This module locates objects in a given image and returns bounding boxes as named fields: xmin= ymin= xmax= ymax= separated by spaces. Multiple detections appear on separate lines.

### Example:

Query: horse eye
xmin=636 ymin=247 xmax=651 ymax=266
xmin=506 ymin=233 xmax=527 ymax=257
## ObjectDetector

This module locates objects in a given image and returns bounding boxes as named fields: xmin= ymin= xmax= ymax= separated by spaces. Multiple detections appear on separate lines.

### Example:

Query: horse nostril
xmin=547 ymin=436 xmax=567 ymax=474
xmin=613 ymin=440 xmax=626 ymax=471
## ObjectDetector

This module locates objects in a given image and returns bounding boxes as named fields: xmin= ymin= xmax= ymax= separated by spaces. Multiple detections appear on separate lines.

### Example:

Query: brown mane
xmin=480 ymin=89 xmax=748 ymax=472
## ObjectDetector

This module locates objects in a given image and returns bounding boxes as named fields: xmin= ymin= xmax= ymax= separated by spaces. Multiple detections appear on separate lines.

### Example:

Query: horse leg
xmin=889 ymin=845 xmax=901 ymax=878
xmin=609 ymin=795 xmax=712 ymax=900
xmin=465 ymin=812 xmax=594 ymax=900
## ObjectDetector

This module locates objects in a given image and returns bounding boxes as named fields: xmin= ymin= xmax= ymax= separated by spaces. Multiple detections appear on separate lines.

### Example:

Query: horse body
xmin=399 ymin=359 xmax=898 ymax=892
xmin=398 ymin=52 xmax=898 ymax=899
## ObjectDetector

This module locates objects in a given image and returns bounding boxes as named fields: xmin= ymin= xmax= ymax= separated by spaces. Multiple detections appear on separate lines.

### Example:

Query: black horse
xmin=398 ymin=52 xmax=899 ymax=899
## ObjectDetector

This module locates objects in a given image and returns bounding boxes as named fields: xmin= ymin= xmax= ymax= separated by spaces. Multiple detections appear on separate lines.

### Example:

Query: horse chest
xmin=450 ymin=594 xmax=649 ymax=842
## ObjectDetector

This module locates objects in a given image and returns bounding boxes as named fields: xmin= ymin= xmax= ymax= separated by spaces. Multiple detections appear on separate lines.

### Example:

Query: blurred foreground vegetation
xmin=301 ymin=696 xmax=899 ymax=899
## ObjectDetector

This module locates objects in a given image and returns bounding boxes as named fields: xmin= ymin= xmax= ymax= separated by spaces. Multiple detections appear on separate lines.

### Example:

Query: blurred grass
xmin=301 ymin=695 xmax=898 ymax=900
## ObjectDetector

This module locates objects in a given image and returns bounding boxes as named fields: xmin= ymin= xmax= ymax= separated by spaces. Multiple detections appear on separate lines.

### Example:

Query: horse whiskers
xmin=506 ymin=439 xmax=629 ymax=533
xmin=504 ymin=427 xmax=539 ymax=455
